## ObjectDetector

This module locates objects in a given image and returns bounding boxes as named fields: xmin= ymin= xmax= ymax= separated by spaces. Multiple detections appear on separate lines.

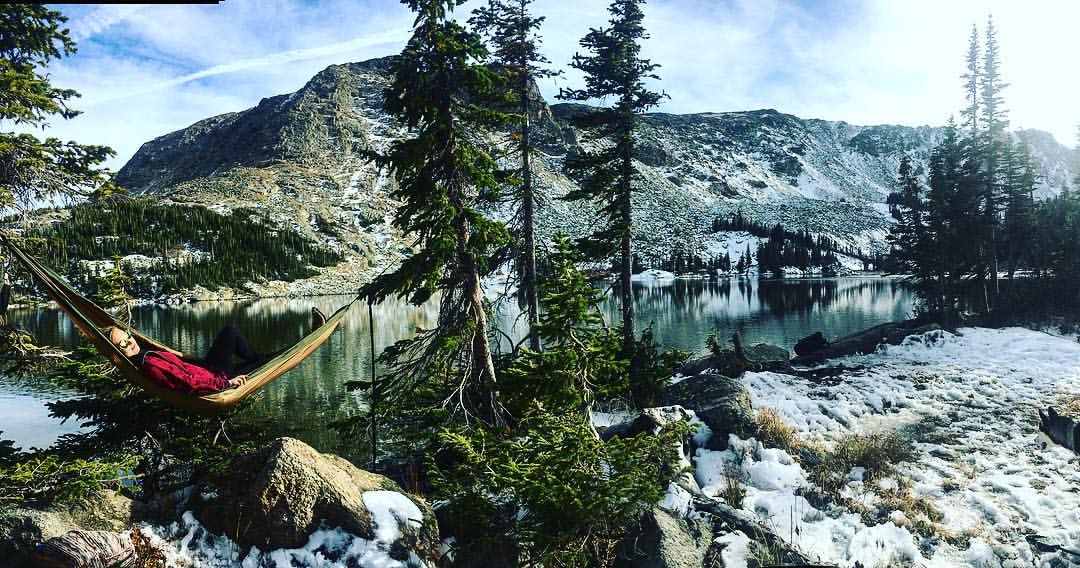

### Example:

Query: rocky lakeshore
xmin=5 ymin=323 xmax=1077 ymax=567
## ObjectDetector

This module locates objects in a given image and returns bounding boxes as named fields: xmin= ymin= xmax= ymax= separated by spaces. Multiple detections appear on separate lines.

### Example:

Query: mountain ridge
xmin=106 ymin=57 xmax=1076 ymax=295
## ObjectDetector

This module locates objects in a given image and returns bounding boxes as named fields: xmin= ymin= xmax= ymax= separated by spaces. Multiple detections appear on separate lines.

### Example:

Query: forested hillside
xmin=16 ymin=198 xmax=342 ymax=299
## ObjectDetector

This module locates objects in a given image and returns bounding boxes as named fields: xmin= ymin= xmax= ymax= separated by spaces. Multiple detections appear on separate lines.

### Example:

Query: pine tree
xmin=363 ymin=0 xmax=511 ymax=425
xmin=92 ymin=257 xmax=132 ymax=309
xmin=887 ymin=156 xmax=927 ymax=277
xmin=979 ymin=14 xmax=1009 ymax=305
xmin=500 ymin=235 xmax=625 ymax=421
xmin=0 ymin=5 xmax=114 ymax=211
xmin=960 ymin=24 xmax=981 ymax=137
xmin=922 ymin=122 xmax=970 ymax=316
xmin=1074 ymin=126 xmax=1080 ymax=189
xmin=432 ymin=235 xmax=688 ymax=565
xmin=557 ymin=0 xmax=665 ymax=360
xmin=1001 ymin=142 xmax=1037 ymax=282
xmin=470 ymin=0 xmax=558 ymax=352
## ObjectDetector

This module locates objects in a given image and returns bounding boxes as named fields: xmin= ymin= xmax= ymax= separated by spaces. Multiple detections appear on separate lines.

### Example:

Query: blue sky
xmin=45 ymin=0 xmax=1080 ymax=171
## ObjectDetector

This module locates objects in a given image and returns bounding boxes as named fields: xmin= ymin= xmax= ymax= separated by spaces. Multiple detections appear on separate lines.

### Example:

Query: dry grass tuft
xmin=749 ymin=408 xmax=945 ymax=538
xmin=1057 ymin=396 xmax=1080 ymax=419
xmin=719 ymin=461 xmax=747 ymax=509
xmin=869 ymin=476 xmax=944 ymax=536
xmin=754 ymin=408 xmax=801 ymax=452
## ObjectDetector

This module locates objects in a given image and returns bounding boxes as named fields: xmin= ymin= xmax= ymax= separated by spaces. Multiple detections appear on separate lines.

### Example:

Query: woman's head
xmin=103 ymin=326 xmax=140 ymax=358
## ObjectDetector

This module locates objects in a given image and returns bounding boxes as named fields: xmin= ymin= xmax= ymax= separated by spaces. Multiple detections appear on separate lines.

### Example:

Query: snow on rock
xmin=632 ymin=268 xmax=676 ymax=281
xmin=846 ymin=522 xmax=926 ymax=567
xmin=659 ymin=481 xmax=694 ymax=518
xmin=714 ymin=530 xmax=751 ymax=568
xmin=697 ymin=327 xmax=1080 ymax=567
xmin=703 ymin=231 xmax=761 ymax=262
xmin=591 ymin=410 xmax=635 ymax=429
xmin=142 ymin=504 xmax=431 ymax=568
xmin=362 ymin=490 xmax=425 ymax=546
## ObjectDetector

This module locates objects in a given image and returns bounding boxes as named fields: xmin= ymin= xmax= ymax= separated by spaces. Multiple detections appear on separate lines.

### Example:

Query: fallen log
xmin=791 ymin=319 xmax=941 ymax=366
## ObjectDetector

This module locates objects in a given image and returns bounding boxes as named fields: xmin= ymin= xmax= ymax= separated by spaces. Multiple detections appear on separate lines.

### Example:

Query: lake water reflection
xmin=1 ymin=277 xmax=913 ymax=453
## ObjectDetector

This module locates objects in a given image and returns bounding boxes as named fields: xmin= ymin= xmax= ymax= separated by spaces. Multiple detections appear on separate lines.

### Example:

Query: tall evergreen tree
xmin=979 ymin=15 xmax=1009 ymax=304
xmin=0 ymin=5 xmax=114 ymax=210
xmin=363 ymin=0 xmax=511 ymax=425
xmin=887 ymin=156 xmax=927 ymax=277
xmin=1001 ymin=142 xmax=1037 ymax=282
xmin=470 ymin=0 xmax=557 ymax=352
xmin=557 ymin=0 xmax=665 ymax=359
xmin=1074 ymin=126 xmax=1080 ymax=189
xmin=960 ymin=24 xmax=981 ymax=137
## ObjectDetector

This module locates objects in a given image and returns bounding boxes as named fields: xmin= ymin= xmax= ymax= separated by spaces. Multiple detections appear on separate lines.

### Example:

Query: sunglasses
xmin=115 ymin=332 xmax=134 ymax=349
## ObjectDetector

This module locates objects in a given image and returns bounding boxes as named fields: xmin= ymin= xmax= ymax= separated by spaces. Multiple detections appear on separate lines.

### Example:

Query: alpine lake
xmin=0 ymin=276 xmax=914 ymax=455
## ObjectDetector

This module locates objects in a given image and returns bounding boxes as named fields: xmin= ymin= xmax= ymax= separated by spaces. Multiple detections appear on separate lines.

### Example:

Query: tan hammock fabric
xmin=3 ymin=235 xmax=353 ymax=416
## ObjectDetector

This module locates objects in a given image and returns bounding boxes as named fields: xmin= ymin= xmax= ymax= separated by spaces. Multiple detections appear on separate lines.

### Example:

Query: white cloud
xmin=31 ymin=0 xmax=1080 ymax=174
xmin=68 ymin=5 xmax=148 ymax=42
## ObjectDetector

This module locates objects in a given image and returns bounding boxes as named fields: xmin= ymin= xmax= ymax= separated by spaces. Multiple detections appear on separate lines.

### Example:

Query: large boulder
xmin=661 ymin=373 xmax=754 ymax=450
xmin=615 ymin=508 xmax=713 ymax=568
xmin=0 ymin=489 xmax=142 ymax=564
xmin=1040 ymin=402 xmax=1080 ymax=453
xmin=189 ymin=437 xmax=439 ymax=563
xmin=794 ymin=331 xmax=829 ymax=356
xmin=742 ymin=343 xmax=793 ymax=373
xmin=34 ymin=529 xmax=138 ymax=568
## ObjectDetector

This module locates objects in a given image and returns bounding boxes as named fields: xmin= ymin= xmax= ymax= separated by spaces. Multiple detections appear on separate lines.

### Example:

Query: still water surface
xmin=1 ymin=277 xmax=913 ymax=452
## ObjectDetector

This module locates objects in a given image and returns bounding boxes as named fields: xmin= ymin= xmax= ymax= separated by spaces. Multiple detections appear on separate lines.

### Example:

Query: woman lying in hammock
xmin=103 ymin=308 xmax=326 ymax=396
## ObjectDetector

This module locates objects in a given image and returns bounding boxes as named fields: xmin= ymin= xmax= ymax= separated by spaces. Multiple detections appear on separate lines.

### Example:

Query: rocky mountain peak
xmin=110 ymin=56 xmax=1078 ymax=292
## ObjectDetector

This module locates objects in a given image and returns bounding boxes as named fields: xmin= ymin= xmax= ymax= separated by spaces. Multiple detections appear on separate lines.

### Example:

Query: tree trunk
xmin=467 ymin=268 xmax=499 ymax=415
xmin=520 ymin=70 xmax=541 ymax=352
xmin=619 ymin=131 xmax=635 ymax=356
xmin=453 ymin=176 xmax=499 ymax=423
xmin=459 ymin=246 xmax=500 ymax=424
xmin=986 ymin=146 xmax=1000 ymax=309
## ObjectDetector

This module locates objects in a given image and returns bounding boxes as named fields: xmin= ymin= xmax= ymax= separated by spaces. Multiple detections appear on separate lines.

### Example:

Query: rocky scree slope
xmin=113 ymin=57 xmax=1077 ymax=294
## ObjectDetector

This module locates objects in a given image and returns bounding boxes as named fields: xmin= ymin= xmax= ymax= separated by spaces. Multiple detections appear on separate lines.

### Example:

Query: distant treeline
xmin=631 ymin=213 xmax=882 ymax=276
xmin=20 ymin=197 xmax=342 ymax=296
xmin=753 ymin=224 xmax=841 ymax=276
xmin=712 ymin=212 xmax=870 ymax=259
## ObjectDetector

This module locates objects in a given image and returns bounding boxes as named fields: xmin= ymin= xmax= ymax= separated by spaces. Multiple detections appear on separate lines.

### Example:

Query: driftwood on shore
xmin=791 ymin=319 xmax=942 ymax=366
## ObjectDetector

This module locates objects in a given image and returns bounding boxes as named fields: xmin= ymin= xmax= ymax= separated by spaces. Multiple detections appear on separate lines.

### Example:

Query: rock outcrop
xmin=794 ymin=331 xmax=829 ymax=355
xmin=188 ymin=437 xmax=439 ymax=563
xmin=106 ymin=58 xmax=1075 ymax=295
xmin=0 ymin=489 xmax=143 ymax=564
xmin=615 ymin=508 xmax=713 ymax=568
xmin=662 ymin=373 xmax=754 ymax=450
xmin=1040 ymin=402 xmax=1080 ymax=453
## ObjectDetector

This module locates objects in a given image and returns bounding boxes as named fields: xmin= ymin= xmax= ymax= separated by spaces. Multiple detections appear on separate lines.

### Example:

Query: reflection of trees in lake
xmin=3 ymin=279 xmax=914 ymax=456
xmin=4 ymin=296 xmax=441 ymax=459
xmin=756 ymin=279 xmax=840 ymax=316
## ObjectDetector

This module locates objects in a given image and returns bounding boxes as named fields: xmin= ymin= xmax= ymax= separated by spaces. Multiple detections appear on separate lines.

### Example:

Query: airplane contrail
xmin=83 ymin=27 xmax=410 ymax=106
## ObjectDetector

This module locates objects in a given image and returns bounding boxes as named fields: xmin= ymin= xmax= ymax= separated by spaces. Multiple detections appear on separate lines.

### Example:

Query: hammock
xmin=2 ymin=235 xmax=353 ymax=415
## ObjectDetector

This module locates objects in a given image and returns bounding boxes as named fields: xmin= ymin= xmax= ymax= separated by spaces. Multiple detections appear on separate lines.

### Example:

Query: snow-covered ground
xmin=697 ymin=327 xmax=1080 ymax=567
